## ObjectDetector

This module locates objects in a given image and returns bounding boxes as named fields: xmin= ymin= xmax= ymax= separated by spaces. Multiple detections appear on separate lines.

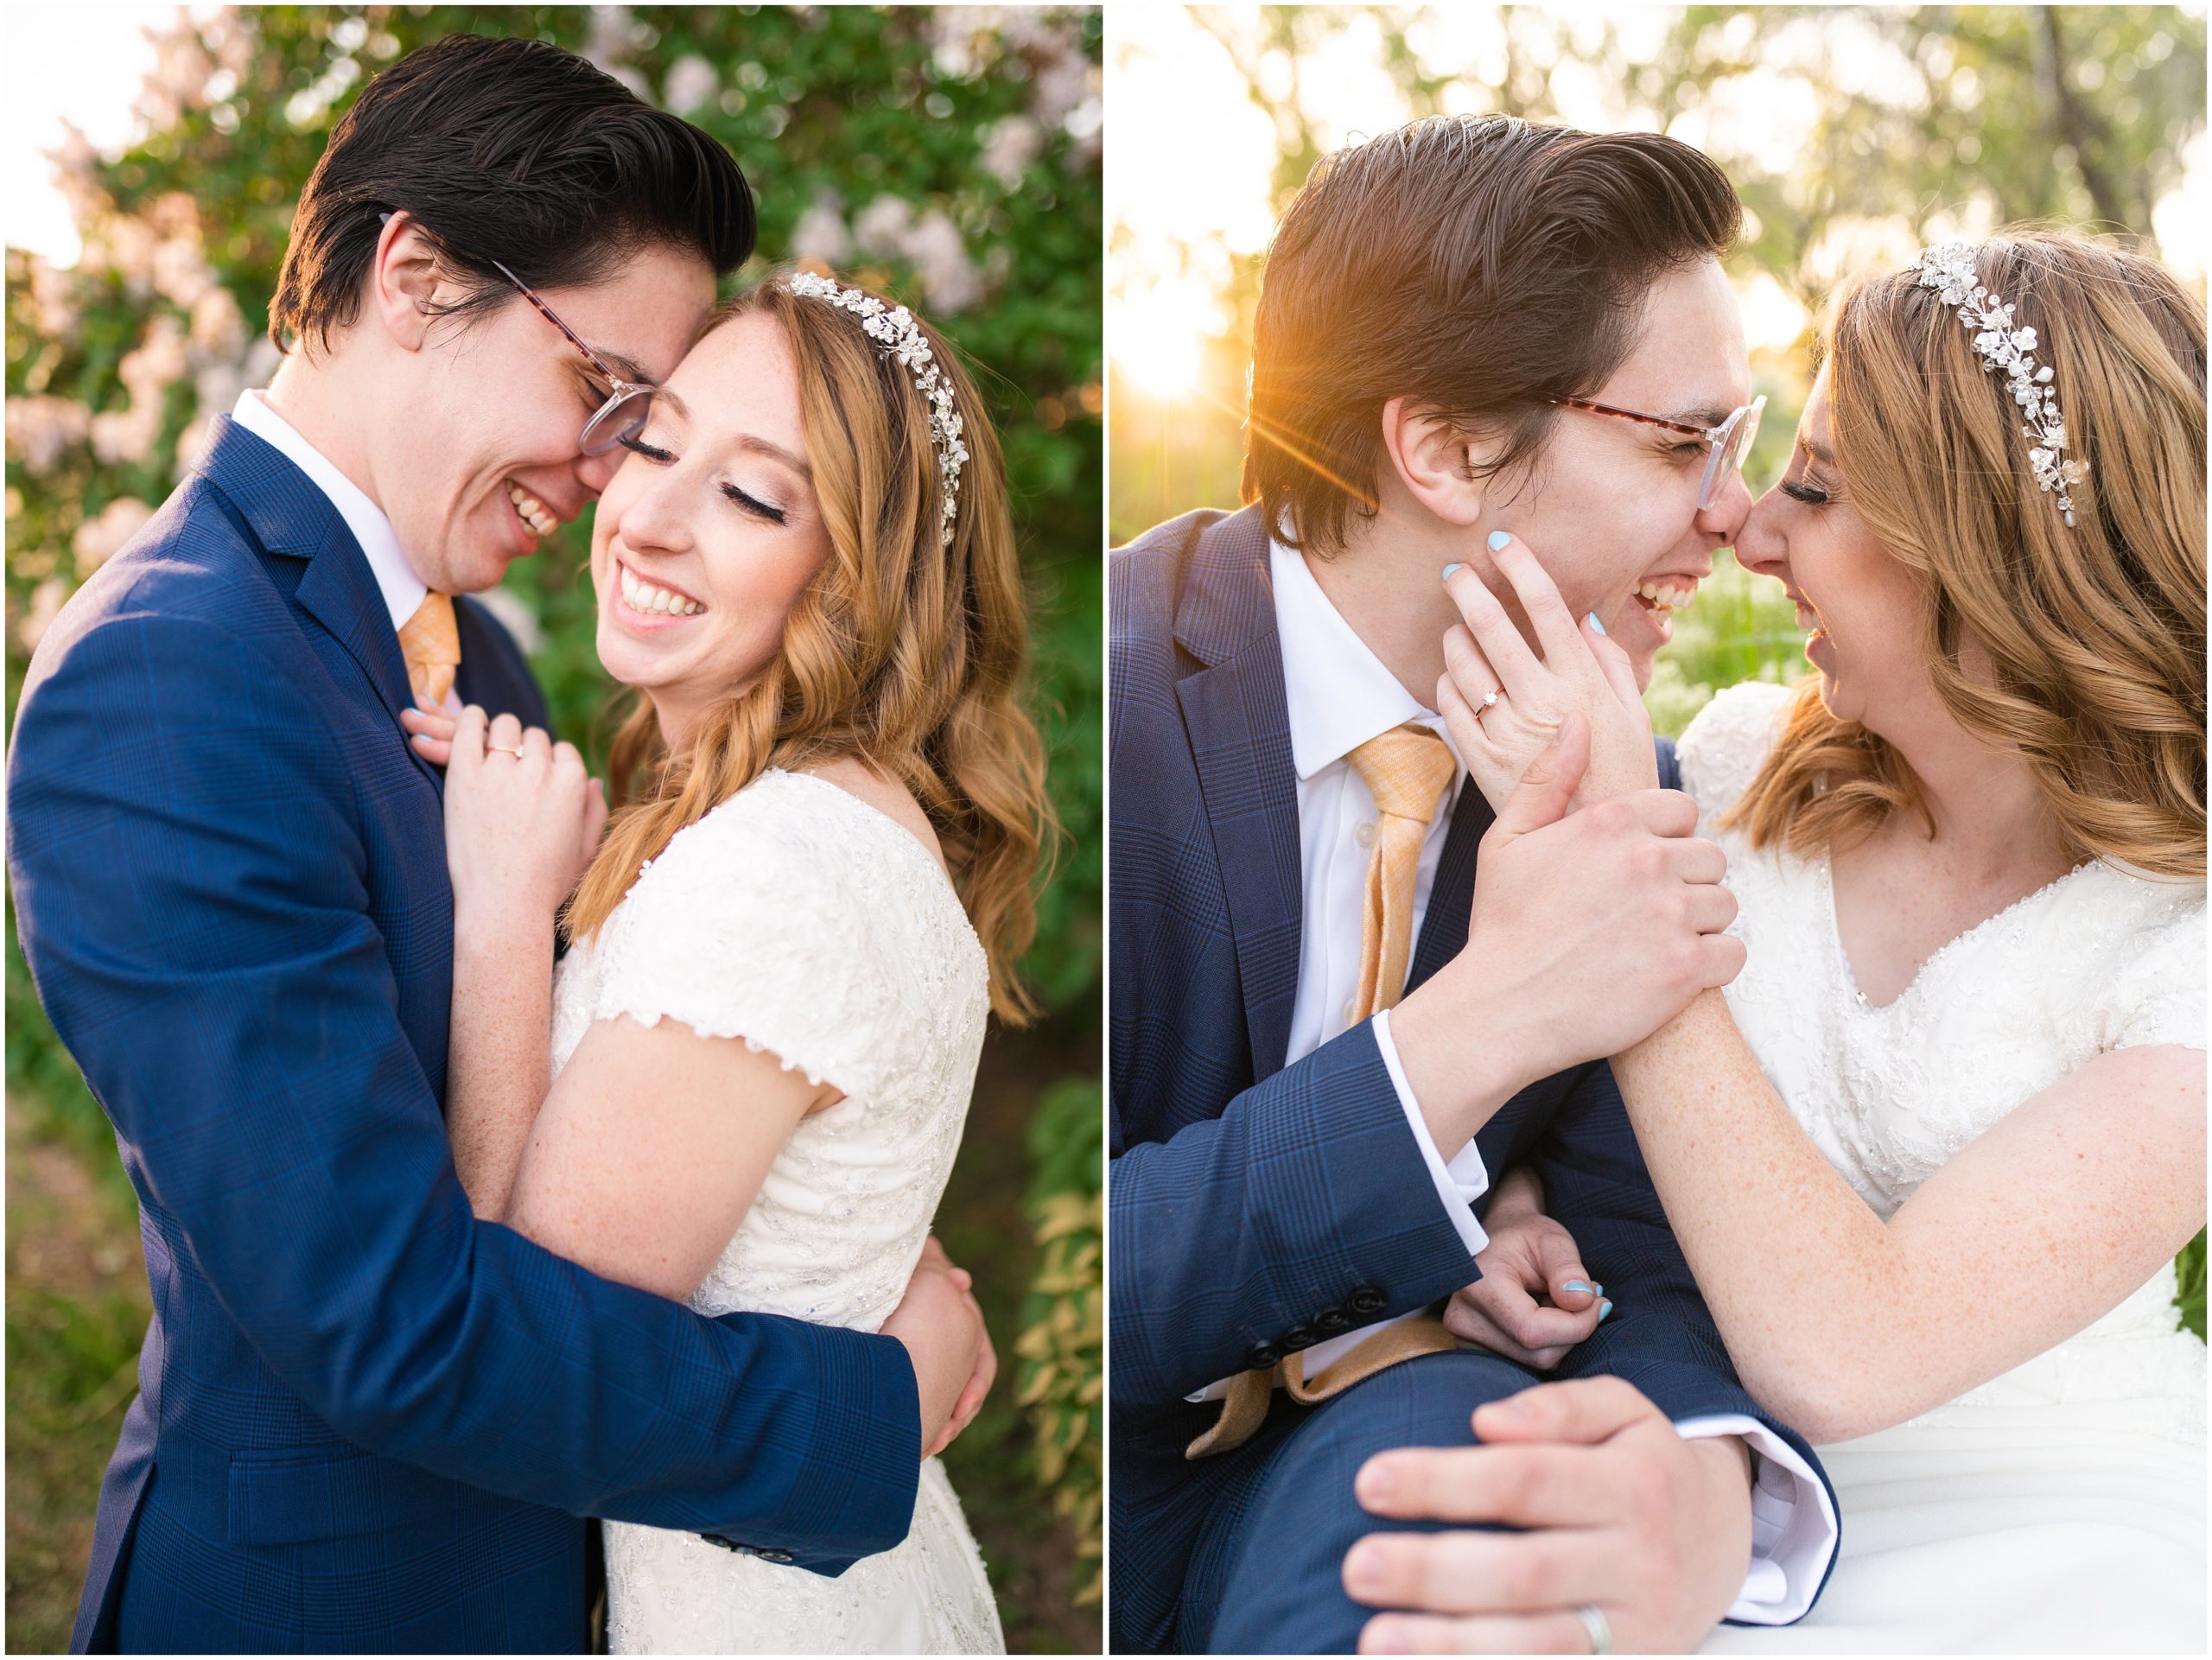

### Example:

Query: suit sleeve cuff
xmin=1371 ymin=1008 xmax=1489 ymax=1258
xmin=1673 ymin=1414 xmax=1838 ymax=1625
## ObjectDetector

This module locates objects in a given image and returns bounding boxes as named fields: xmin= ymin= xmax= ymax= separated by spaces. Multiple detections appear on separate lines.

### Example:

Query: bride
xmin=401 ymin=270 xmax=1046 ymax=1652
xmin=1436 ymin=231 xmax=2204 ymax=1652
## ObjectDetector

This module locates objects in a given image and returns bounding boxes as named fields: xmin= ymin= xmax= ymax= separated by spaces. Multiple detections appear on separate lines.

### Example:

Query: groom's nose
xmin=1696 ymin=466 xmax=1755 ymax=542
xmin=573 ymin=446 xmax=621 ymax=500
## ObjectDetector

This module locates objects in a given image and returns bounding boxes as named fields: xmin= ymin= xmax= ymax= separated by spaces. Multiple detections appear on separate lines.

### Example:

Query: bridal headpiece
xmin=785 ymin=270 xmax=969 ymax=549
xmin=1908 ymin=240 xmax=2084 ymax=528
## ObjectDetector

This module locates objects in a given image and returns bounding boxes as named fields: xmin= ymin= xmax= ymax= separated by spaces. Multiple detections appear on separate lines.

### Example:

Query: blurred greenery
xmin=5 ymin=5 xmax=1100 ymax=1650
xmin=1109 ymin=3 xmax=2206 ymax=1339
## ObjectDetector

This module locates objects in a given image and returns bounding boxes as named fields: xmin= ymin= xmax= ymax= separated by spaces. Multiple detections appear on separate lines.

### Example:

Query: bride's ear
xmin=1380 ymin=396 xmax=1497 ymax=527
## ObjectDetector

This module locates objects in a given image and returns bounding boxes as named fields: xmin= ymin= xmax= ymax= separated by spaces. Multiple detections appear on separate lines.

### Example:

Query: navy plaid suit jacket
xmin=1109 ymin=506 xmax=1834 ymax=1651
xmin=9 ymin=418 xmax=922 ymax=1654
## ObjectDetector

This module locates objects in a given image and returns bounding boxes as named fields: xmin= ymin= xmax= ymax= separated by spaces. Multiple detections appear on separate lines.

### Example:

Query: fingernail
xmin=1368 ymin=1621 xmax=1413 ymax=1653
xmin=1344 ymin=1541 xmax=1384 ymax=1592
xmin=1585 ymin=611 xmax=1608 ymax=637
xmin=1487 ymin=530 xmax=1512 ymax=551
xmin=1440 ymin=563 xmax=1463 ymax=581
xmin=1484 ymin=1396 xmax=1530 ymax=1423
xmin=1356 ymin=1460 xmax=1395 ymax=1506
xmin=1592 ymin=1283 xmax=1605 ymax=1296
xmin=1561 ymin=1280 xmax=1593 ymax=1295
xmin=1599 ymin=1300 xmax=1615 ymax=1322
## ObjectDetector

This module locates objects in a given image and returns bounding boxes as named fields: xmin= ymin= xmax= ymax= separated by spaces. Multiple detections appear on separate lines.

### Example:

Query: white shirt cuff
xmin=1672 ymin=1414 xmax=1838 ymax=1625
xmin=1371 ymin=1008 xmax=1490 ymax=1256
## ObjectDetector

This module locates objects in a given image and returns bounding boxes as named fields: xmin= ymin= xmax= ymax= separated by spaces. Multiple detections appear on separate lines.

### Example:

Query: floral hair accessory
xmin=785 ymin=270 xmax=969 ymax=549
xmin=1909 ymin=240 xmax=2084 ymax=528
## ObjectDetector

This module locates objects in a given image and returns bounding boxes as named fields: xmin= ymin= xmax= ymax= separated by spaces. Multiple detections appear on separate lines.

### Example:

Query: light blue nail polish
xmin=1592 ymin=1283 xmax=1605 ymax=1296
xmin=1440 ymin=563 xmax=1463 ymax=580
xmin=1562 ymin=1281 xmax=1593 ymax=1296
xmin=1585 ymin=611 xmax=1608 ymax=637
xmin=1599 ymin=1300 xmax=1615 ymax=1322
xmin=1487 ymin=530 xmax=1512 ymax=551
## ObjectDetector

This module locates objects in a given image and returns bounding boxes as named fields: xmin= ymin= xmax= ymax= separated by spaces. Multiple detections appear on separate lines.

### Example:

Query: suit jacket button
xmin=1314 ymin=1306 xmax=1351 ymax=1334
xmin=759 ymin=1549 xmax=795 ymax=1565
xmin=1245 ymin=1341 xmax=1283 ymax=1370
xmin=1348 ymin=1286 xmax=1387 ymax=1316
xmin=1281 ymin=1322 xmax=1318 ymax=1350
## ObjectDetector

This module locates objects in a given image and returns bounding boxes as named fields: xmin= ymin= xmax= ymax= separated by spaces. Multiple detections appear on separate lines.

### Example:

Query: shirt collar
xmin=232 ymin=389 xmax=429 ymax=633
xmin=1270 ymin=534 xmax=1466 ymax=784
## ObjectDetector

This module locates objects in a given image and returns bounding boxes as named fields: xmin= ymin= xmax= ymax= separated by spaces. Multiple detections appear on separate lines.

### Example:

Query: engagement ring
xmin=487 ymin=743 xmax=525 ymax=759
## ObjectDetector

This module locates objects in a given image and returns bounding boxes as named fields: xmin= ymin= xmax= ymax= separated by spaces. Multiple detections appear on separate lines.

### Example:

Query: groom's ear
xmin=366 ymin=215 xmax=447 ymax=354
xmin=1379 ymin=396 xmax=1497 ymax=528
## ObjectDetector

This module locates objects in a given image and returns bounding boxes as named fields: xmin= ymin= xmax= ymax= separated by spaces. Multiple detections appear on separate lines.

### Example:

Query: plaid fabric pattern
xmin=1108 ymin=506 xmax=1834 ymax=1652
xmin=9 ymin=419 xmax=922 ymax=1655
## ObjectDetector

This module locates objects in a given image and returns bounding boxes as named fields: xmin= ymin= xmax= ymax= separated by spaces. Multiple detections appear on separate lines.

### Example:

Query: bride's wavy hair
xmin=565 ymin=270 xmax=1052 ymax=1023
xmin=1727 ymin=231 xmax=2206 ymax=878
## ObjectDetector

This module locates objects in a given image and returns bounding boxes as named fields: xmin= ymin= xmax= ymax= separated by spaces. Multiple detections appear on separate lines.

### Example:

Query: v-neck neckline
xmin=1820 ymin=850 xmax=2099 ymax=1014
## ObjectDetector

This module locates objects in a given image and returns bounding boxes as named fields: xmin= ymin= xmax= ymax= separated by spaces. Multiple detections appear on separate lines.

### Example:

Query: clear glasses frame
xmin=1546 ymin=392 xmax=1767 ymax=510
xmin=488 ymin=259 xmax=656 ymax=456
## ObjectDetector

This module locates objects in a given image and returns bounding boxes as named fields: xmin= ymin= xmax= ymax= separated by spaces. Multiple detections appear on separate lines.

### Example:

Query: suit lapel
xmin=1173 ymin=509 xmax=1305 ymax=1081
xmin=1406 ymin=780 xmax=1493 ymax=992
xmin=198 ymin=417 xmax=442 ymax=792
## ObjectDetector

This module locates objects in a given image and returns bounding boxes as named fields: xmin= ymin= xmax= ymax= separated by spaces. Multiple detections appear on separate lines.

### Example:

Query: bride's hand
xmin=1442 ymin=1164 xmax=1605 ymax=1371
xmin=413 ymin=704 xmax=607 ymax=932
xmin=1438 ymin=532 xmax=1657 ymax=812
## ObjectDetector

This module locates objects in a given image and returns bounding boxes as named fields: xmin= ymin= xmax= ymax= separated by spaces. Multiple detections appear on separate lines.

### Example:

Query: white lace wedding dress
xmin=1678 ymin=683 xmax=2205 ymax=1655
xmin=548 ymin=769 xmax=1006 ymax=1654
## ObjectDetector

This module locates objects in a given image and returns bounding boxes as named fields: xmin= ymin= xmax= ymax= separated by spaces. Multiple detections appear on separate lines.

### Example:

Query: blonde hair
xmin=1728 ymin=232 xmax=2206 ymax=878
xmin=568 ymin=271 xmax=1052 ymax=1023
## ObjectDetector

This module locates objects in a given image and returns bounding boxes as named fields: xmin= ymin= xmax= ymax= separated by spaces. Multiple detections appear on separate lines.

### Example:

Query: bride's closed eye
xmin=1780 ymin=472 xmax=1832 ymax=506
xmin=615 ymin=433 xmax=791 ymax=525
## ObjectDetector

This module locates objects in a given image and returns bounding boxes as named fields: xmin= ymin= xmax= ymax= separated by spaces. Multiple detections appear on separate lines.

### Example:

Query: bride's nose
xmin=610 ymin=472 xmax=695 ymax=557
xmin=1733 ymin=484 xmax=1790 ymax=583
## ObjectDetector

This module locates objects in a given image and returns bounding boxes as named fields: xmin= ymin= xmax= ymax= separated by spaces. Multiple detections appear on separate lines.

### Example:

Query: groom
xmin=9 ymin=35 xmax=985 ymax=1654
xmin=1110 ymin=117 xmax=1840 ymax=1652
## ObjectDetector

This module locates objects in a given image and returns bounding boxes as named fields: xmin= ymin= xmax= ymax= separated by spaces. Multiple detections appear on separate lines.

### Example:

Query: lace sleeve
xmin=2093 ymin=901 xmax=2207 ymax=1053
xmin=1676 ymin=679 xmax=1800 ymax=823
xmin=586 ymin=781 xmax=917 ymax=1100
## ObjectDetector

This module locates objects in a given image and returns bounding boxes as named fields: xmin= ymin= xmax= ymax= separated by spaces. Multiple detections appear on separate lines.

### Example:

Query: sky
xmin=3 ymin=4 xmax=223 ymax=266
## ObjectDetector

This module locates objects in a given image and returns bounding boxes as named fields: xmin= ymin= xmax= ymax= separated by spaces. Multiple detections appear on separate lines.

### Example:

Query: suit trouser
xmin=1192 ymin=1350 xmax=1540 ymax=1654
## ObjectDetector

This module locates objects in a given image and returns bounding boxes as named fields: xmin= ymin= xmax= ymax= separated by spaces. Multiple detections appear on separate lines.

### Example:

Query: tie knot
xmin=1348 ymin=724 xmax=1455 ymax=824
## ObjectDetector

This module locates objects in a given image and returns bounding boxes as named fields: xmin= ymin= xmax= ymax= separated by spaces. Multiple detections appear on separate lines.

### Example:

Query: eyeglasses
xmin=1546 ymin=393 xmax=1766 ymax=511
xmin=378 ymin=212 xmax=657 ymax=456
xmin=489 ymin=260 xmax=657 ymax=456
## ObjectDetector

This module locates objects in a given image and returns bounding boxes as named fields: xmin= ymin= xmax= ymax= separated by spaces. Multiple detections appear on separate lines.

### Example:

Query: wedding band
xmin=1574 ymin=1603 xmax=1611 ymax=1655
xmin=486 ymin=743 xmax=525 ymax=759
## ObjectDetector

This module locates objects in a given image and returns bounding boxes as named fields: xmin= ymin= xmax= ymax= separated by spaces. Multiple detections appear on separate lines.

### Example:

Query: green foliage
xmin=1015 ymin=1074 xmax=1103 ymax=1607
xmin=5 ymin=5 xmax=1102 ymax=1640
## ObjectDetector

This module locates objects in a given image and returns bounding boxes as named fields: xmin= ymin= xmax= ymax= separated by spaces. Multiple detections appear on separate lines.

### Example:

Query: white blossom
xmin=662 ymin=54 xmax=718 ymax=115
xmin=73 ymin=498 xmax=156 ymax=576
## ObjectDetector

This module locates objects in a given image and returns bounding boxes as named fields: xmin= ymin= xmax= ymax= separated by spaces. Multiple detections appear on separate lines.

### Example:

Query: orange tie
xmin=396 ymin=592 xmax=461 ymax=709
xmin=1345 ymin=724 xmax=1459 ymax=1021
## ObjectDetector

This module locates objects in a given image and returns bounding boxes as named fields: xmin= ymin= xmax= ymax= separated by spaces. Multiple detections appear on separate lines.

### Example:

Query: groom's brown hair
xmin=271 ymin=33 xmax=753 ymax=354
xmin=1243 ymin=116 xmax=1741 ymax=556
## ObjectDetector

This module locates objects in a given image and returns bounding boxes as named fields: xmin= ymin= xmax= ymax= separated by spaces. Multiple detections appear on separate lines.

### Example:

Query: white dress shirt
xmin=1215 ymin=535 xmax=1836 ymax=1623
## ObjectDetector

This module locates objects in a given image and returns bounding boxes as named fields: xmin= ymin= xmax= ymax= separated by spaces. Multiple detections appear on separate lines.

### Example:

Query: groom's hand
xmin=1344 ymin=1377 xmax=1752 ymax=1654
xmin=882 ymin=1237 xmax=991 ymax=1460
xmin=1393 ymin=715 xmax=1743 ymax=1148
